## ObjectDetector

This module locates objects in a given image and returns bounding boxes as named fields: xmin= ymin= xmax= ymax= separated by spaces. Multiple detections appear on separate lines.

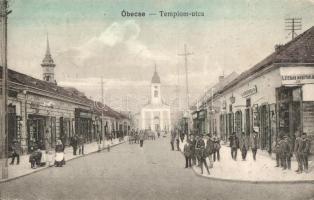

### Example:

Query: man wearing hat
xmin=229 ymin=132 xmax=239 ymax=160
xmin=10 ymin=139 xmax=20 ymax=165
xmin=251 ymin=129 xmax=259 ymax=161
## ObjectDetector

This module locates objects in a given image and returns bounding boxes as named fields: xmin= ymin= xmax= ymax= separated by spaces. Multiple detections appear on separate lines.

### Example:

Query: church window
xmin=154 ymin=90 xmax=158 ymax=97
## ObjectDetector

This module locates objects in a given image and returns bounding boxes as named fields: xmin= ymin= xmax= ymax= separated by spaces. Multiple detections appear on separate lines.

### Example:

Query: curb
xmin=179 ymin=144 xmax=314 ymax=184
xmin=0 ymin=141 xmax=125 ymax=184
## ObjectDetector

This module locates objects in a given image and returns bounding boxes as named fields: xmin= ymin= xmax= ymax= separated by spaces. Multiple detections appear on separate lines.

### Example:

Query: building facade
xmin=193 ymin=26 xmax=314 ymax=155
xmin=140 ymin=67 xmax=171 ymax=132
xmin=1 ymin=38 xmax=130 ymax=154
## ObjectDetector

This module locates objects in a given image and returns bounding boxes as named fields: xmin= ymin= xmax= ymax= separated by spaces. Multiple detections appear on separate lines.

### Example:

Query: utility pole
xmin=100 ymin=77 xmax=104 ymax=148
xmin=178 ymin=44 xmax=193 ymax=137
xmin=285 ymin=18 xmax=302 ymax=40
xmin=0 ymin=0 xmax=11 ymax=179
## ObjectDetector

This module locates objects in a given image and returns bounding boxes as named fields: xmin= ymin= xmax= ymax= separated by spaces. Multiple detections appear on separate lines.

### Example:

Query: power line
xmin=285 ymin=17 xmax=302 ymax=40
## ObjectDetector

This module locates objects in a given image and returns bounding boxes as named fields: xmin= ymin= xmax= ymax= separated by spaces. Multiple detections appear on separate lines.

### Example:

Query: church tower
xmin=41 ymin=35 xmax=56 ymax=84
xmin=151 ymin=64 xmax=161 ymax=104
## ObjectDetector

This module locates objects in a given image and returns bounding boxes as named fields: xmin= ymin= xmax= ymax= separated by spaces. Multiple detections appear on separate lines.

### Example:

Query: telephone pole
xmin=0 ymin=0 xmax=11 ymax=179
xmin=285 ymin=18 xmax=302 ymax=40
xmin=178 ymin=44 xmax=193 ymax=137
xmin=178 ymin=44 xmax=193 ymax=111
xmin=100 ymin=77 xmax=104 ymax=147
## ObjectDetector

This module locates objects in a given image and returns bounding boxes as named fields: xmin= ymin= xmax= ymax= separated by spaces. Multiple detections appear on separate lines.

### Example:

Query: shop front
xmin=279 ymin=66 xmax=314 ymax=153
xmin=75 ymin=108 xmax=92 ymax=143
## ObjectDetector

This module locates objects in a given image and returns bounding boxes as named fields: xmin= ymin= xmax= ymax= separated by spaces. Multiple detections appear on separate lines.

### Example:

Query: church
xmin=140 ymin=66 xmax=171 ymax=132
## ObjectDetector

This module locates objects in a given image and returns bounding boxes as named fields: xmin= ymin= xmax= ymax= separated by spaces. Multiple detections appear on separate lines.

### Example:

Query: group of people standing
xmin=172 ymin=130 xmax=221 ymax=175
xmin=274 ymin=131 xmax=311 ymax=173
xmin=228 ymin=130 xmax=258 ymax=161
xmin=70 ymin=134 xmax=85 ymax=155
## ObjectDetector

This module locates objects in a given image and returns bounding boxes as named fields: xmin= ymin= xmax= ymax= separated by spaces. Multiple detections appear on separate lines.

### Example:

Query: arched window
xmin=154 ymin=90 xmax=158 ymax=97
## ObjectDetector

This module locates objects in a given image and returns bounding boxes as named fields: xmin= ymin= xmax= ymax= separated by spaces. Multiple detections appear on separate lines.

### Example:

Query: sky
xmin=7 ymin=0 xmax=314 ymax=112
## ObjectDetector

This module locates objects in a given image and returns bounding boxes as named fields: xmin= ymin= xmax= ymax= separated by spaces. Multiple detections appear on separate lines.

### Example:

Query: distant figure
xmin=78 ymin=135 xmax=85 ymax=155
xmin=139 ymin=131 xmax=145 ymax=147
xmin=229 ymin=132 xmax=239 ymax=160
xmin=251 ymin=130 xmax=258 ymax=161
xmin=175 ymin=130 xmax=180 ymax=151
xmin=170 ymin=130 xmax=176 ymax=151
xmin=55 ymin=139 xmax=65 ymax=167
xmin=195 ymin=135 xmax=210 ymax=175
xmin=183 ymin=140 xmax=192 ymax=168
xmin=70 ymin=134 xmax=79 ymax=155
xmin=29 ymin=144 xmax=42 ymax=169
xmin=212 ymin=134 xmax=221 ymax=162
xmin=300 ymin=132 xmax=311 ymax=173
xmin=240 ymin=132 xmax=249 ymax=161
xmin=10 ymin=139 xmax=20 ymax=165
xmin=190 ymin=135 xmax=196 ymax=166
xmin=281 ymin=135 xmax=292 ymax=170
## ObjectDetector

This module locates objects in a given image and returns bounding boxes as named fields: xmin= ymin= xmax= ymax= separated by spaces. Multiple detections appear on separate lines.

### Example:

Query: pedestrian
xmin=301 ymin=132 xmax=311 ymax=173
xmin=294 ymin=131 xmax=303 ymax=173
xmin=280 ymin=135 xmax=291 ymax=170
xmin=139 ymin=130 xmax=145 ymax=147
xmin=229 ymin=132 xmax=239 ymax=160
xmin=183 ymin=140 xmax=192 ymax=168
xmin=278 ymin=136 xmax=285 ymax=168
xmin=190 ymin=134 xmax=196 ymax=166
xmin=55 ymin=139 xmax=65 ymax=167
xmin=170 ymin=130 xmax=175 ymax=151
xmin=9 ymin=139 xmax=20 ymax=165
xmin=240 ymin=132 xmax=248 ymax=161
xmin=78 ymin=135 xmax=85 ymax=155
xmin=251 ymin=130 xmax=258 ymax=161
xmin=212 ymin=134 xmax=221 ymax=162
xmin=272 ymin=139 xmax=281 ymax=167
xmin=195 ymin=135 xmax=210 ymax=175
xmin=70 ymin=134 xmax=78 ymax=155
xmin=29 ymin=144 xmax=42 ymax=169
xmin=175 ymin=129 xmax=180 ymax=151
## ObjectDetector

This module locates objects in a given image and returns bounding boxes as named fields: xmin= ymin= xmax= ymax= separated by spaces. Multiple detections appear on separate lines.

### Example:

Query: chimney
xmin=275 ymin=44 xmax=283 ymax=52
xmin=219 ymin=75 xmax=224 ymax=82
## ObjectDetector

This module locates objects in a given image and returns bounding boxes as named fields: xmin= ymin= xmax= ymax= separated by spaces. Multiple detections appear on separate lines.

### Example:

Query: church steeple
xmin=41 ymin=34 xmax=56 ymax=84
xmin=151 ymin=64 xmax=161 ymax=84
xmin=151 ymin=64 xmax=161 ymax=104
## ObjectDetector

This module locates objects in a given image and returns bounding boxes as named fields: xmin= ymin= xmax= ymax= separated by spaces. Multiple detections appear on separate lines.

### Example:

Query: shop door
xmin=8 ymin=105 xmax=17 ymax=150
xmin=27 ymin=116 xmax=45 ymax=152
xmin=234 ymin=111 xmax=242 ymax=138
xmin=260 ymin=105 xmax=270 ymax=150
xmin=245 ymin=108 xmax=251 ymax=136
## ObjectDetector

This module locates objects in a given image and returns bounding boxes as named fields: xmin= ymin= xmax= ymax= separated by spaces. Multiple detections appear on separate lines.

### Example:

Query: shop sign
xmin=282 ymin=74 xmax=314 ymax=84
xmin=280 ymin=66 xmax=314 ymax=85
xmin=241 ymin=86 xmax=257 ymax=98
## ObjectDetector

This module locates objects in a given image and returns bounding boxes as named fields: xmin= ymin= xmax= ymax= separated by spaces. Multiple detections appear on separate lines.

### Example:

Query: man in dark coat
xmin=170 ymin=130 xmax=176 ymax=151
xmin=229 ymin=132 xmax=239 ymax=160
xmin=240 ymin=132 xmax=249 ymax=161
xmin=251 ymin=130 xmax=258 ymax=161
xmin=294 ymin=131 xmax=303 ymax=173
xmin=183 ymin=140 xmax=192 ymax=168
xmin=10 ymin=139 xmax=20 ymax=165
xmin=190 ymin=134 xmax=196 ymax=166
xmin=195 ymin=135 xmax=210 ymax=175
xmin=301 ymin=132 xmax=311 ymax=173
xmin=70 ymin=135 xmax=78 ymax=155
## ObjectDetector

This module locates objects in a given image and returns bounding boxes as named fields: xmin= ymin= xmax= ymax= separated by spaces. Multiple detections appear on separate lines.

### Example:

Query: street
xmin=0 ymin=138 xmax=313 ymax=200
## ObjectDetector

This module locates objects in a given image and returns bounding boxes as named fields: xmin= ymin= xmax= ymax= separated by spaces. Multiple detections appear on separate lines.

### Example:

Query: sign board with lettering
xmin=280 ymin=66 xmax=314 ymax=85
xmin=241 ymin=86 xmax=257 ymax=98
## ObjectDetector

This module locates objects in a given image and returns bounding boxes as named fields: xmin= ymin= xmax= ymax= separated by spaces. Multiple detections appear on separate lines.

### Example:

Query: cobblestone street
xmin=1 ymin=138 xmax=313 ymax=200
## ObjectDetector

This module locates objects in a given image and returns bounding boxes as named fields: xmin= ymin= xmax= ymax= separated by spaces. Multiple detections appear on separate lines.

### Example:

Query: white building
xmin=140 ymin=67 xmax=171 ymax=131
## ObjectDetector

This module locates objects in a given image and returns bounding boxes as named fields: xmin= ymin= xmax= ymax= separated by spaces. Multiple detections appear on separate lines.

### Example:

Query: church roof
xmin=151 ymin=65 xmax=161 ymax=83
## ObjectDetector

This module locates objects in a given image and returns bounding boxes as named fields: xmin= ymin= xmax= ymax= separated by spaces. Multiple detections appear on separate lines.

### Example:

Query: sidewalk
xmin=180 ymin=140 xmax=314 ymax=183
xmin=1 ymin=138 xmax=125 ymax=183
